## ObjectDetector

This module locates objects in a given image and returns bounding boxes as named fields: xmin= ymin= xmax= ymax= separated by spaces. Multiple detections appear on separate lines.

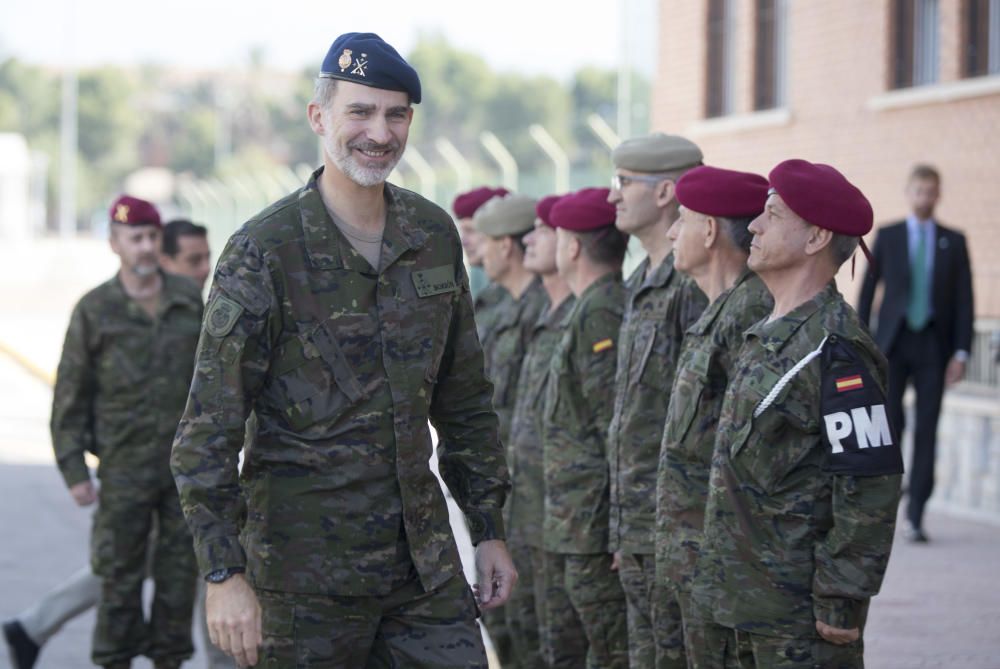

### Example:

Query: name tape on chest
xmin=411 ymin=265 xmax=458 ymax=298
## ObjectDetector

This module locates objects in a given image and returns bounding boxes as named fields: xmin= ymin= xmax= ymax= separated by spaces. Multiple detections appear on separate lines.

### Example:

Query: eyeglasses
xmin=611 ymin=174 xmax=672 ymax=191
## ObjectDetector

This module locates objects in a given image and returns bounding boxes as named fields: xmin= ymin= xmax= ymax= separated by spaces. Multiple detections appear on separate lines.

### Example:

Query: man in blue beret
xmin=171 ymin=32 xmax=515 ymax=668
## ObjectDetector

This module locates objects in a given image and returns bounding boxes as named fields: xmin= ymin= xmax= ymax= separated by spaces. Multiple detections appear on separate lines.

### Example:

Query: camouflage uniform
xmin=476 ymin=277 xmax=547 ymax=669
xmin=505 ymin=294 xmax=576 ymax=669
xmin=607 ymin=254 xmax=706 ymax=668
xmin=170 ymin=169 xmax=509 ymax=668
xmin=655 ymin=269 xmax=772 ymax=665
xmin=692 ymin=282 xmax=902 ymax=668
xmin=474 ymin=281 xmax=512 ymax=355
xmin=542 ymin=273 xmax=628 ymax=669
xmin=51 ymin=272 xmax=202 ymax=667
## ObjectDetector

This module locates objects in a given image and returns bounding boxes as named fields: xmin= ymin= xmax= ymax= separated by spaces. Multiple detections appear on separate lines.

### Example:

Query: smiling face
xmin=310 ymin=80 xmax=412 ymax=187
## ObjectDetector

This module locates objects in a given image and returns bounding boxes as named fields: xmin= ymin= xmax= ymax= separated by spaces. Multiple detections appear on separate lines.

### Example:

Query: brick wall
xmin=653 ymin=0 xmax=1000 ymax=315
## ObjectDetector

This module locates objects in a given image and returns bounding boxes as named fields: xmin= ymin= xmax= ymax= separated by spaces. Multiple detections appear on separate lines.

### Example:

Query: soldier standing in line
xmin=541 ymin=188 xmax=630 ymax=669
xmin=453 ymin=186 xmax=512 ymax=339
xmin=605 ymin=133 xmax=707 ymax=668
xmin=502 ymin=195 xmax=575 ymax=669
xmin=692 ymin=160 xmax=903 ymax=668
xmin=171 ymin=33 xmax=515 ymax=668
xmin=655 ymin=166 xmax=773 ymax=665
xmin=474 ymin=193 xmax=548 ymax=668
xmin=50 ymin=195 xmax=202 ymax=669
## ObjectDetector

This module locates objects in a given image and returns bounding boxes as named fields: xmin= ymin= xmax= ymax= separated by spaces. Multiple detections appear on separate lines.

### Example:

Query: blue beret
xmin=319 ymin=32 xmax=421 ymax=104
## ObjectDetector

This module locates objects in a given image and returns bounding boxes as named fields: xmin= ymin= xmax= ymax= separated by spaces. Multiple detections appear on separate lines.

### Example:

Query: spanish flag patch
xmin=835 ymin=375 xmax=864 ymax=393
xmin=592 ymin=338 xmax=614 ymax=353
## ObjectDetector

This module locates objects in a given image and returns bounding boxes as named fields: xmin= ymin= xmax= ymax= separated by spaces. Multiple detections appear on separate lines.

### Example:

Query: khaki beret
xmin=474 ymin=194 xmax=538 ymax=237
xmin=612 ymin=133 xmax=703 ymax=173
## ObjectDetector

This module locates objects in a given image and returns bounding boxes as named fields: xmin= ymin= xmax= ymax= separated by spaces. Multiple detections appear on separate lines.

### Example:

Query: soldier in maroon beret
xmin=539 ymin=187 xmax=631 ymax=668
xmin=691 ymin=160 xmax=902 ymax=667
xmin=48 ymin=193 xmax=203 ymax=668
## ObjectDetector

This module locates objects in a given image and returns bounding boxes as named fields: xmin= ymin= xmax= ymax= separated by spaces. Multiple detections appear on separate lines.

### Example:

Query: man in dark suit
xmin=859 ymin=164 xmax=974 ymax=542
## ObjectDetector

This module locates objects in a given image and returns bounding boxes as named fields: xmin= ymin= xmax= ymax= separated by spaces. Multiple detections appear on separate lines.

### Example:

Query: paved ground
xmin=2 ymin=238 xmax=999 ymax=667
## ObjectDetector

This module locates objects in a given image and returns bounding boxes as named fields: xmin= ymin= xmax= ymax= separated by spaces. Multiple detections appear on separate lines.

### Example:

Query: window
xmin=891 ymin=0 xmax=940 ymax=89
xmin=965 ymin=0 xmax=1000 ymax=77
xmin=706 ymin=0 xmax=737 ymax=117
xmin=754 ymin=0 xmax=788 ymax=110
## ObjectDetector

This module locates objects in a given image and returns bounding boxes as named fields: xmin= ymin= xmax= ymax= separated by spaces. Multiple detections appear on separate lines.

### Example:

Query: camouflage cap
xmin=612 ymin=133 xmax=703 ymax=173
xmin=474 ymin=194 xmax=538 ymax=237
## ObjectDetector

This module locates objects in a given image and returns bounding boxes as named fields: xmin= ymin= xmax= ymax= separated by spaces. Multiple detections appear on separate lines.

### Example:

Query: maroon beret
xmin=109 ymin=195 xmax=161 ymax=228
xmin=535 ymin=194 xmax=564 ymax=226
xmin=767 ymin=159 xmax=873 ymax=236
xmin=452 ymin=186 xmax=510 ymax=219
xmin=676 ymin=166 xmax=769 ymax=218
xmin=549 ymin=188 xmax=616 ymax=232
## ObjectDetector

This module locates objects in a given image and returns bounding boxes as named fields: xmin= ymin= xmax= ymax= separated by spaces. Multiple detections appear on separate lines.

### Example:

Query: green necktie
xmin=907 ymin=226 xmax=930 ymax=330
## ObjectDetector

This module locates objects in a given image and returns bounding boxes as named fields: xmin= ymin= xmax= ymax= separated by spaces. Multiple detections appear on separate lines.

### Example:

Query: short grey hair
xmin=829 ymin=232 xmax=860 ymax=266
xmin=313 ymin=78 xmax=338 ymax=109
xmin=718 ymin=215 xmax=755 ymax=254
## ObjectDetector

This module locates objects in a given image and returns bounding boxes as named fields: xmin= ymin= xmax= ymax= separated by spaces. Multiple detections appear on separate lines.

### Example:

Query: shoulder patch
xmin=592 ymin=338 xmax=614 ymax=354
xmin=820 ymin=336 xmax=903 ymax=477
xmin=205 ymin=295 xmax=244 ymax=338
xmin=412 ymin=265 xmax=457 ymax=297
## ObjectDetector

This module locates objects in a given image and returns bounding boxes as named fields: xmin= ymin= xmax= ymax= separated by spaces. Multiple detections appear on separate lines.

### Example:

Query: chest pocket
xmin=96 ymin=325 xmax=148 ymax=395
xmin=730 ymin=362 xmax=819 ymax=495
xmin=270 ymin=319 xmax=367 ymax=432
xmin=668 ymin=346 xmax=713 ymax=449
xmin=635 ymin=320 xmax=674 ymax=392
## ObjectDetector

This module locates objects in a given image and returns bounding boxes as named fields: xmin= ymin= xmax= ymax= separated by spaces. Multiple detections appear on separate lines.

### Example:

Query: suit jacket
xmin=858 ymin=219 xmax=974 ymax=361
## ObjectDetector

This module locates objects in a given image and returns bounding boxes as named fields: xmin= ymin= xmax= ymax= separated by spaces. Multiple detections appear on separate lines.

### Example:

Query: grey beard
xmin=331 ymin=144 xmax=402 ymax=187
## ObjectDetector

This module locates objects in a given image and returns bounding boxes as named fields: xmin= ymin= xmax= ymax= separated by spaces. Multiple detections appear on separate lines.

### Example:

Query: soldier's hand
xmin=69 ymin=480 xmax=97 ymax=506
xmin=610 ymin=551 xmax=622 ymax=572
xmin=206 ymin=574 xmax=262 ymax=667
xmin=815 ymin=620 xmax=860 ymax=645
xmin=474 ymin=539 xmax=518 ymax=610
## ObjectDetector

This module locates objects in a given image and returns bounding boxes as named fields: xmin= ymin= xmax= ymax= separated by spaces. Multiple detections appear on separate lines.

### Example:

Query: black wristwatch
xmin=205 ymin=567 xmax=245 ymax=584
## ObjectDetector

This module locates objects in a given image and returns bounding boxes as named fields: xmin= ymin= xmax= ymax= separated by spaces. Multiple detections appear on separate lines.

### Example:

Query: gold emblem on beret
xmin=338 ymin=49 xmax=353 ymax=72
xmin=351 ymin=53 xmax=369 ymax=77
xmin=114 ymin=204 xmax=130 ymax=223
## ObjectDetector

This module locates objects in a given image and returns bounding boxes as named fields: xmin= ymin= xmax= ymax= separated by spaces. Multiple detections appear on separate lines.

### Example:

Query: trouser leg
xmin=505 ymin=541 xmax=545 ymax=668
xmin=18 ymin=564 xmax=101 ymax=645
xmin=540 ymin=552 xmax=587 ymax=668
xmin=148 ymin=484 xmax=197 ymax=664
xmin=564 ymin=553 xmax=628 ymax=669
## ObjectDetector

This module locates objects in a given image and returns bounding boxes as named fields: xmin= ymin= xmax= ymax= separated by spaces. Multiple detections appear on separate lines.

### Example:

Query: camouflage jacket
xmin=506 ymin=293 xmax=576 ymax=547
xmin=474 ymin=281 xmax=511 ymax=355
xmin=693 ymin=282 xmax=902 ymax=637
xmin=52 ymin=272 xmax=203 ymax=489
xmin=170 ymin=169 xmax=509 ymax=597
xmin=543 ymin=272 xmax=624 ymax=554
xmin=484 ymin=277 xmax=547 ymax=449
xmin=608 ymin=254 xmax=707 ymax=554
xmin=655 ymin=269 xmax=772 ymax=589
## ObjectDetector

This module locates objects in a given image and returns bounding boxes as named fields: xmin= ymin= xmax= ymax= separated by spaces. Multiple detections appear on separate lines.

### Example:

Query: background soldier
xmin=656 ymin=166 xmax=772 ymax=666
xmin=693 ymin=160 xmax=903 ymax=668
xmin=474 ymin=193 xmax=547 ymax=668
xmin=542 ymin=188 xmax=630 ymax=669
xmin=605 ymin=133 xmax=707 ymax=668
xmin=503 ymin=195 xmax=575 ymax=669
xmin=453 ymin=186 xmax=512 ymax=340
xmin=160 ymin=219 xmax=213 ymax=291
xmin=51 ymin=195 xmax=202 ymax=669
xmin=170 ymin=33 xmax=515 ymax=668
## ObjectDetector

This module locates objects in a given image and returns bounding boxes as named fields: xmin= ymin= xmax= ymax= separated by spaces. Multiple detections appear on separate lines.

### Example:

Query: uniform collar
xmin=687 ymin=266 xmax=755 ymax=336
xmin=110 ymin=269 xmax=198 ymax=322
xmin=746 ymin=280 xmax=839 ymax=354
xmin=300 ymin=167 xmax=428 ymax=272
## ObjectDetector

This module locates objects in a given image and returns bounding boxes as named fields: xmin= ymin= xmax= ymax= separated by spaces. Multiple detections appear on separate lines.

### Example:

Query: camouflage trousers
xmin=618 ymin=552 xmax=684 ymax=668
xmin=541 ymin=552 xmax=628 ymax=669
xmin=90 ymin=477 xmax=197 ymax=667
xmin=692 ymin=623 xmax=864 ymax=669
xmin=502 ymin=542 xmax=546 ymax=668
xmin=256 ymin=572 xmax=487 ymax=668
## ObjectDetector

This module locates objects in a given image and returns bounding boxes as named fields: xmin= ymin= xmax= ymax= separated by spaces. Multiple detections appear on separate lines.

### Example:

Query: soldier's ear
xmin=655 ymin=179 xmax=676 ymax=208
xmin=307 ymin=102 xmax=325 ymax=136
xmin=704 ymin=216 xmax=718 ymax=249
xmin=804 ymin=225 xmax=834 ymax=257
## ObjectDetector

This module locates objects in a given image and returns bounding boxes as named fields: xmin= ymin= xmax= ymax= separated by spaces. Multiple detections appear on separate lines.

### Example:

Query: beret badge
xmin=338 ymin=49 xmax=353 ymax=71
xmin=114 ymin=204 xmax=130 ymax=223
